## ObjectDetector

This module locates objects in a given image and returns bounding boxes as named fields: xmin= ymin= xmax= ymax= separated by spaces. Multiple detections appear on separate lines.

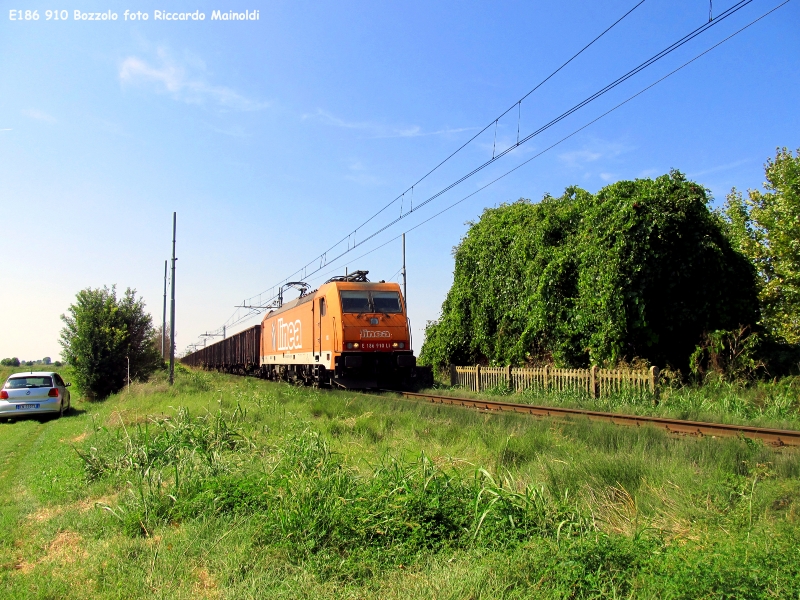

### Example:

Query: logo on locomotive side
xmin=272 ymin=318 xmax=302 ymax=351
xmin=360 ymin=330 xmax=391 ymax=339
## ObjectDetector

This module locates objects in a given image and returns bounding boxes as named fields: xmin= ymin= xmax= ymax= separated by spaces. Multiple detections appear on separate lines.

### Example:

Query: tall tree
xmin=722 ymin=148 xmax=800 ymax=344
xmin=60 ymin=286 xmax=162 ymax=399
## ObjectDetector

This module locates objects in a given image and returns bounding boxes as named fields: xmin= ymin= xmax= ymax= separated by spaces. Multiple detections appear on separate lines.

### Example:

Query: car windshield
xmin=5 ymin=376 xmax=53 ymax=389
xmin=341 ymin=291 xmax=371 ymax=313
xmin=372 ymin=291 xmax=402 ymax=313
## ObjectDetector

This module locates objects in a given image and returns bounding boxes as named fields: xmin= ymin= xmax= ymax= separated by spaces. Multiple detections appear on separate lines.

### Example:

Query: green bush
xmin=420 ymin=171 xmax=759 ymax=372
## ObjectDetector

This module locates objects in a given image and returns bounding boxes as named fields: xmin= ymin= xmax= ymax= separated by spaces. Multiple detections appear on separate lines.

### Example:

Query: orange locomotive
xmin=259 ymin=271 xmax=420 ymax=388
xmin=182 ymin=271 xmax=429 ymax=389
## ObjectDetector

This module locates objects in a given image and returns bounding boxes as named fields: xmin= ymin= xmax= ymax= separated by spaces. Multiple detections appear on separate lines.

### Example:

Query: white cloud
xmin=560 ymin=149 xmax=602 ymax=164
xmin=304 ymin=109 xmax=475 ymax=139
xmin=558 ymin=138 xmax=630 ymax=167
xmin=0 ymin=128 xmax=12 ymax=131
xmin=599 ymin=172 xmax=616 ymax=182
xmin=344 ymin=160 xmax=382 ymax=186
xmin=119 ymin=49 xmax=268 ymax=111
xmin=207 ymin=124 xmax=251 ymax=138
xmin=688 ymin=159 xmax=750 ymax=178
xmin=21 ymin=109 xmax=56 ymax=123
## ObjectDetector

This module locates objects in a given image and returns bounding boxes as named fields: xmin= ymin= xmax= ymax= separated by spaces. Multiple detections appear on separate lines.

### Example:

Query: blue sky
xmin=1 ymin=0 xmax=798 ymax=361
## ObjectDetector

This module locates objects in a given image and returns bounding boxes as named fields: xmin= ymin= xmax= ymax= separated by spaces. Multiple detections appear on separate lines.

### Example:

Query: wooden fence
xmin=450 ymin=364 xmax=659 ymax=399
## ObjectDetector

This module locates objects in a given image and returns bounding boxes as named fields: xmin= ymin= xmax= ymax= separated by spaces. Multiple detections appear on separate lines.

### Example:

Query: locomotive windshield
xmin=340 ymin=290 xmax=403 ymax=313
xmin=372 ymin=291 xmax=402 ymax=313
xmin=341 ymin=291 xmax=371 ymax=313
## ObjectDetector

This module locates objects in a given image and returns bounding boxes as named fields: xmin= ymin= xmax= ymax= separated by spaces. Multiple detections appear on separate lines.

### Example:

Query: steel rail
xmin=382 ymin=390 xmax=800 ymax=447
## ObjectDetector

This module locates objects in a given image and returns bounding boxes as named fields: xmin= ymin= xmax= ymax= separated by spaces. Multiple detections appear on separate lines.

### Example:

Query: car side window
xmin=54 ymin=374 xmax=65 ymax=386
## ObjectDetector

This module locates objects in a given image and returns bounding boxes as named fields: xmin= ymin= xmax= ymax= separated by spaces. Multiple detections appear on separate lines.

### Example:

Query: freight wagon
xmin=180 ymin=325 xmax=261 ymax=375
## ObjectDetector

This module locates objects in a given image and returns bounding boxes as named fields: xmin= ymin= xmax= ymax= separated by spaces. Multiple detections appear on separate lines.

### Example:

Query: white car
xmin=0 ymin=371 xmax=72 ymax=418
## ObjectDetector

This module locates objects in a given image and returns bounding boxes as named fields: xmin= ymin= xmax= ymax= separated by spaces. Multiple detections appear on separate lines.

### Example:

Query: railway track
xmin=383 ymin=390 xmax=800 ymax=447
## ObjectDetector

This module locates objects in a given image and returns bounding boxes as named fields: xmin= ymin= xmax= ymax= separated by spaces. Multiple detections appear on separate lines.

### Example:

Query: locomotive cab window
xmin=319 ymin=297 xmax=326 ymax=316
xmin=340 ymin=290 xmax=370 ymax=313
xmin=372 ymin=291 xmax=402 ymax=313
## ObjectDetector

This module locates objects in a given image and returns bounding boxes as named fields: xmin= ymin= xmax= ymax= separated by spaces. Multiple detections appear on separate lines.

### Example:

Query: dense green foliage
xmin=421 ymin=171 xmax=759 ymax=371
xmin=722 ymin=148 xmax=800 ymax=345
xmin=59 ymin=286 xmax=162 ymax=399
xmin=0 ymin=358 xmax=20 ymax=367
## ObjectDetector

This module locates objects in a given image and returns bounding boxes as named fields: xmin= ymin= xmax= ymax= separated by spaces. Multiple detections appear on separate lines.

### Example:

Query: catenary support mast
xmin=402 ymin=233 xmax=407 ymax=309
xmin=169 ymin=213 xmax=177 ymax=385
xmin=162 ymin=260 xmax=167 ymax=359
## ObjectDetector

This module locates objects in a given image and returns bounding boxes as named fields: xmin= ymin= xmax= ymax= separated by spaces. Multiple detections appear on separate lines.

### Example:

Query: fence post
xmin=590 ymin=365 xmax=598 ymax=399
xmin=649 ymin=366 xmax=660 ymax=405
xmin=544 ymin=365 xmax=550 ymax=391
xmin=450 ymin=364 xmax=457 ymax=387
xmin=475 ymin=364 xmax=481 ymax=393
xmin=506 ymin=365 xmax=513 ymax=391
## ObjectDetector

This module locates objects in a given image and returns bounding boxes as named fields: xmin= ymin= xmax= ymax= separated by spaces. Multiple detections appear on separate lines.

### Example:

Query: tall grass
xmin=78 ymin=410 xmax=595 ymax=580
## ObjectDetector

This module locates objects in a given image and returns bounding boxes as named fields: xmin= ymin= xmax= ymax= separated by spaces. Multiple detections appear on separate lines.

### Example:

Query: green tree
xmin=59 ymin=286 xmax=162 ymax=399
xmin=420 ymin=171 xmax=759 ymax=371
xmin=0 ymin=357 xmax=20 ymax=367
xmin=722 ymin=148 xmax=800 ymax=344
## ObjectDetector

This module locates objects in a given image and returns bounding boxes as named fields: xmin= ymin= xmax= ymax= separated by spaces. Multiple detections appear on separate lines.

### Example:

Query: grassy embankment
xmin=1 ymin=364 xmax=799 ymax=598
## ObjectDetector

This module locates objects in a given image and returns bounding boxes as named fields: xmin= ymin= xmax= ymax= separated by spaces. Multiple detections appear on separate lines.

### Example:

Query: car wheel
xmin=58 ymin=400 xmax=65 ymax=418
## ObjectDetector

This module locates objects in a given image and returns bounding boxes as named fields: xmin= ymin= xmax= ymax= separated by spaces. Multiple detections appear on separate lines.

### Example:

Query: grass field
xmin=1 ymin=365 xmax=799 ymax=598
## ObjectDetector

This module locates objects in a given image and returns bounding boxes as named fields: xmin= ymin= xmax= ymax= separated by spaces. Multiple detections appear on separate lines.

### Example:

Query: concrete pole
xmin=169 ymin=212 xmax=177 ymax=385
xmin=162 ymin=260 xmax=167 ymax=360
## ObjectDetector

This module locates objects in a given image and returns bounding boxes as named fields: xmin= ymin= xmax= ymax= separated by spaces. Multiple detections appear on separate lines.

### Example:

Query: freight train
xmin=181 ymin=271 xmax=432 ymax=389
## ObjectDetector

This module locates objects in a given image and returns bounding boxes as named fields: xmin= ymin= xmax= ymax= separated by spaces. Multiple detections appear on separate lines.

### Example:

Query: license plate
xmin=15 ymin=404 xmax=40 ymax=410
xmin=360 ymin=342 xmax=393 ymax=351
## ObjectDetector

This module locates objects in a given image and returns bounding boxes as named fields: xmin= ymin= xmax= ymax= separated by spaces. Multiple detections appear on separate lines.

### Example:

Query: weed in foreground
xmin=77 ymin=411 xmax=593 ymax=580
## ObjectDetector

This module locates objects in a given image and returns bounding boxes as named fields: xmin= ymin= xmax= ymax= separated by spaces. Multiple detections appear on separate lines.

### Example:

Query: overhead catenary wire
xmin=327 ymin=0 xmax=793 ymax=280
xmin=193 ymin=0 xmax=769 ymax=345
xmin=259 ymin=0 xmax=757 ymax=278
xmin=191 ymin=0 xmax=783 ymax=347
xmin=342 ymin=0 xmax=650 ymax=236
xmin=226 ymin=1 xmax=649 ymax=314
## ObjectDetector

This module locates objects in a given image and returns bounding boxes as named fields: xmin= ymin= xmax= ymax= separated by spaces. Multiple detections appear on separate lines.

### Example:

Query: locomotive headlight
xmin=399 ymin=342 xmax=405 ymax=349
xmin=346 ymin=342 xmax=354 ymax=349
xmin=353 ymin=342 xmax=360 ymax=349
xmin=392 ymin=342 xmax=398 ymax=348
